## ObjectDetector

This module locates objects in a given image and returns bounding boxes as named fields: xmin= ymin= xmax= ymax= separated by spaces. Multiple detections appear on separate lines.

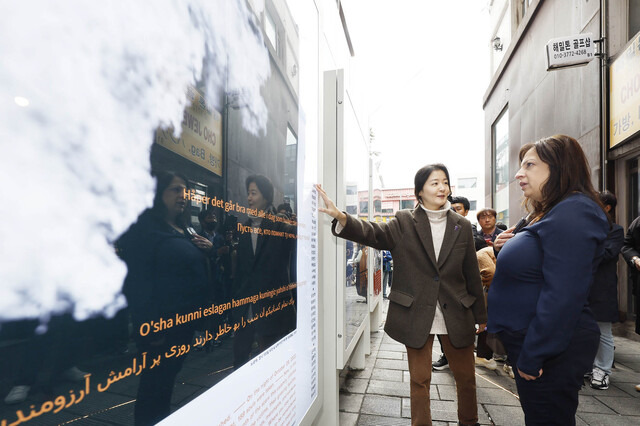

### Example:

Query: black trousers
xmin=499 ymin=323 xmax=599 ymax=426
xmin=134 ymin=325 xmax=194 ymax=426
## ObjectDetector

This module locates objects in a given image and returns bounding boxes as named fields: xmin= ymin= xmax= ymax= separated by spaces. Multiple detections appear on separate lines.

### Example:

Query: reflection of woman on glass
xmin=117 ymin=171 xmax=210 ymax=425
xmin=233 ymin=174 xmax=297 ymax=368
xmin=489 ymin=135 xmax=609 ymax=425
xmin=316 ymin=163 xmax=486 ymax=426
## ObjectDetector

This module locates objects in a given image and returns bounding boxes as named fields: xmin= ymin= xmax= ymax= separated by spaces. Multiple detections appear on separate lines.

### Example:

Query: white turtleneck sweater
xmin=420 ymin=200 xmax=450 ymax=335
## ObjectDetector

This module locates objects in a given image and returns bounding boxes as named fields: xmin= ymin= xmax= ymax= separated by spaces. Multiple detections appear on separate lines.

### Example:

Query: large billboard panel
xmin=0 ymin=0 xmax=319 ymax=424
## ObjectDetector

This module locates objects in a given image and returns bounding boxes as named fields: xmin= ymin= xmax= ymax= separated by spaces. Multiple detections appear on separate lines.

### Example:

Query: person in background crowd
xmin=433 ymin=198 xmax=503 ymax=372
xmin=586 ymin=191 xmax=624 ymax=390
xmin=473 ymin=208 xmax=504 ymax=371
xmin=490 ymin=135 xmax=609 ymax=425
xmin=316 ymin=163 xmax=486 ymax=426
xmin=476 ymin=246 xmax=513 ymax=378
xmin=451 ymin=196 xmax=486 ymax=251
xmin=196 ymin=207 xmax=228 ymax=349
xmin=198 ymin=208 xmax=224 ymax=247
xmin=433 ymin=196 xmax=480 ymax=371
xmin=198 ymin=207 xmax=226 ymax=287
xmin=450 ymin=195 xmax=471 ymax=217
xmin=620 ymin=214 xmax=640 ymax=393
xmin=382 ymin=250 xmax=393 ymax=299
xmin=277 ymin=202 xmax=293 ymax=219
xmin=476 ymin=208 xmax=501 ymax=250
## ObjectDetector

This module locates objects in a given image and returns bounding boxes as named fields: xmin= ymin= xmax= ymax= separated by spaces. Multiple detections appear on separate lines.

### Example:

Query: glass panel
xmin=493 ymin=109 xmax=510 ymax=225
xmin=343 ymin=96 xmax=369 ymax=350
xmin=0 ymin=0 xmax=319 ymax=424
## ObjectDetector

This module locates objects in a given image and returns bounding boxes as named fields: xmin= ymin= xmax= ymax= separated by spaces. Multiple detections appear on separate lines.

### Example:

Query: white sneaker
xmin=475 ymin=356 xmax=497 ymax=370
xmin=4 ymin=386 xmax=30 ymax=404
xmin=590 ymin=368 xmax=609 ymax=390
xmin=503 ymin=364 xmax=515 ymax=379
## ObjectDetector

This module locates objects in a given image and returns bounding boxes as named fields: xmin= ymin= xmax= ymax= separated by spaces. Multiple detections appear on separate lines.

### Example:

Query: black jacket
xmin=621 ymin=216 xmax=640 ymax=278
xmin=621 ymin=216 xmax=640 ymax=333
xmin=588 ymin=224 xmax=623 ymax=322
xmin=117 ymin=209 xmax=209 ymax=327
xmin=233 ymin=212 xmax=297 ymax=336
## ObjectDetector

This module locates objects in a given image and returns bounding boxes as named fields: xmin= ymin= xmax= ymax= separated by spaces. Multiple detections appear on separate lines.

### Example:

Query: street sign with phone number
xmin=546 ymin=33 xmax=595 ymax=70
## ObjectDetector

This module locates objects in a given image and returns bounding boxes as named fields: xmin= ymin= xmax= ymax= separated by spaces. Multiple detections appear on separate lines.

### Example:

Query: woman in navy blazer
xmin=488 ymin=135 xmax=609 ymax=425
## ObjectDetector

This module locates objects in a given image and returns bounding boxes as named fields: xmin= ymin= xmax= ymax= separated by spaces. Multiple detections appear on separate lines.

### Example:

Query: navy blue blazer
xmin=487 ymin=193 xmax=608 ymax=376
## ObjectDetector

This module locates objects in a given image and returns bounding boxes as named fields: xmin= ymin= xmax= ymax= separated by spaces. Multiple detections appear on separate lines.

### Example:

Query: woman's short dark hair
xmin=451 ymin=196 xmax=470 ymax=211
xmin=518 ymin=135 xmax=601 ymax=217
xmin=413 ymin=164 xmax=451 ymax=205
xmin=245 ymin=174 xmax=274 ymax=206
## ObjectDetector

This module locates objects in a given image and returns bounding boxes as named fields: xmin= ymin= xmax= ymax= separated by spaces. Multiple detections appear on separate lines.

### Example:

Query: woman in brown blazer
xmin=316 ymin=163 xmax=486 ymax=426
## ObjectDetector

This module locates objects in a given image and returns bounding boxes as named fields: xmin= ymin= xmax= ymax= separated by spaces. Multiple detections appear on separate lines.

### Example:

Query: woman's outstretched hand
xmin=315 ymin=184 xmax=347 ymax=227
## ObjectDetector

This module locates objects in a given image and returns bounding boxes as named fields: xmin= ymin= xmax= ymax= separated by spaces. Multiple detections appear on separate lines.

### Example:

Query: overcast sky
xmin=343 ymin=0 xmax=490 ymax=189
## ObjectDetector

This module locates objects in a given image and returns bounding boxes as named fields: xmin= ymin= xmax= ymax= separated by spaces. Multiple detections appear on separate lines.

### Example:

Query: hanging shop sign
xmin=155 ymin=85 xmax=223 ymax=176
xmin=545 ymin=33 xmax=595 ymax=70
xmin=610 ymin=31 xmax=640 ymax=148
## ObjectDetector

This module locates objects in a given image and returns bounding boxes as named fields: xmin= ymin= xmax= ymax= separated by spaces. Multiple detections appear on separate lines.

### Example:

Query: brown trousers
xmin=406 ymin=335 xmax=478 ymax=425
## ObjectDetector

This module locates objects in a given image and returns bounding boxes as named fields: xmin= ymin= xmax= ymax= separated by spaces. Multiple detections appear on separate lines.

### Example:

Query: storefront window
xmin=343 ymin=95 xmax=369 ymax=349
xmin=401 ymin=199 xmax=415 ymax=210
xmin=493 ymin=108 xmax=509 ymax=225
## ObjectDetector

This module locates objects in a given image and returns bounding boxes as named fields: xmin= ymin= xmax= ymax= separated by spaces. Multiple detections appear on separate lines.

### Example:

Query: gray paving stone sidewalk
xmin=339 ymin=300 xmax=640 ymax=425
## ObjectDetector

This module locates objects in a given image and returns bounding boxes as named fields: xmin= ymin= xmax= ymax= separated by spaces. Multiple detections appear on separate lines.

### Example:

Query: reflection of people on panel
xmin=382 ymin=250 xmax=393 ymax=298
xmin=198 ymin=208 xmax=227 ymax=305
xmin=316 ymin=163 xmax=487 ymax=426
xmin=489 ymin=135 xmax=609 ymax=425
xmin=117 ymin=171 xmax=209 ymax=425
xmin=351 ymin=243 xmax=368 ymax=300
xmin=345 ymin=240 xmax=355 ymax=286
xmin=233 ymin=175 xmax=296 ymax=369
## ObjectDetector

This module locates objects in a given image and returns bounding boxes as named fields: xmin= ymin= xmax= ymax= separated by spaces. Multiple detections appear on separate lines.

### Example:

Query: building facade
xmin=484 ymin=0 xmax=640 ymax=319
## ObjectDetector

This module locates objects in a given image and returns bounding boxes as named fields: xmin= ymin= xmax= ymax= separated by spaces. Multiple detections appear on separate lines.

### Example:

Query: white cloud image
xmin=0 ymin=0 xmax=270 ymax=324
